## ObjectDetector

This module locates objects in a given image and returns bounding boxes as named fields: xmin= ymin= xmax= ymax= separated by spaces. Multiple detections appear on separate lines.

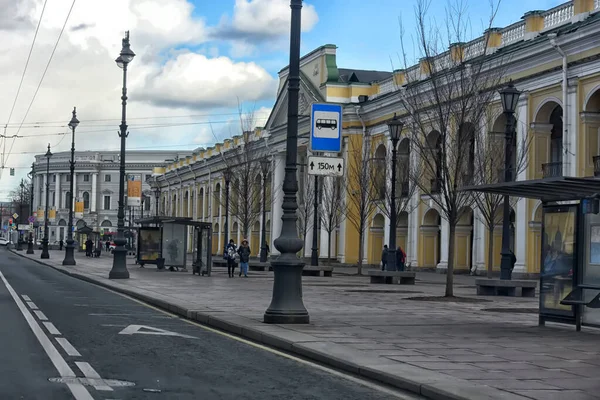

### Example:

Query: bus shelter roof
xmin=461 ymin=177 xmax=600 ymax=202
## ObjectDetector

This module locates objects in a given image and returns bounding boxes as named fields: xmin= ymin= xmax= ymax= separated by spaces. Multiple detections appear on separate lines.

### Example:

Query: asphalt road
xmin=0 ymin=248 xmax=421 ymax=400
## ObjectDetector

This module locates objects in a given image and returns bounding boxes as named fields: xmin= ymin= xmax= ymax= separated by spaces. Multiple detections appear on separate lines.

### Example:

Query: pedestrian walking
xmin=105 ymin=240 xmax=110 ymax=252
xmin=238 ymin=239 xmax=251 ymax=278
xmin=85 ymin=239 xmax=93 ymax=257
xmin=381 ymin=245 xmax=388 ymax=271
xmin=59 ymin=239 xmax=63 ymax=251
xmin=396 ymin=246 xmax=406 ymax=272
xmin=225 ymin=239 xmax=237 ymax=278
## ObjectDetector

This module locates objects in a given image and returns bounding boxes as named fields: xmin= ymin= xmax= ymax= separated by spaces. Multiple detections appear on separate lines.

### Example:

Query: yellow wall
xmin=343 ymin=134 xmax=363 ymax=264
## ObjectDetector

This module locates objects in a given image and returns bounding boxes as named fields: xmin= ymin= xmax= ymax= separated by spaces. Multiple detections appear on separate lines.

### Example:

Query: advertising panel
xmin=138 ymin=227 xmax=161 ymax=262
xmin=48 ymin=208 xmax=56 ymax=223
xmin=162 ymin=222 xmax=186 ymax=268
xmin=75 ymin=201 xmax=84 ymax=219
xmin=37 ymin=208 xmax=44 ymax=222
xmin=540 ymin=205 xmax=577 ymax=319
xmin=127 ymin=175 xmax=142 ymax=207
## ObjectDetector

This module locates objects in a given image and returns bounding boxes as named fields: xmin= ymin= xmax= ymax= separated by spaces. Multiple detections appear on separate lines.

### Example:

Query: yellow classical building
xmin=155 ymin=0 xmax=600 ymax=277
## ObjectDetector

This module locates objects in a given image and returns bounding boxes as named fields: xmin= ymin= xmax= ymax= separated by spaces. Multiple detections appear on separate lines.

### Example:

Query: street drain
xmin=49 ymin=377 xmax=135 ymax=388
xmin=483 ymin=307 xmax=538 ymax=313
xmin=344 ymin=289 xmax=423 ymax=294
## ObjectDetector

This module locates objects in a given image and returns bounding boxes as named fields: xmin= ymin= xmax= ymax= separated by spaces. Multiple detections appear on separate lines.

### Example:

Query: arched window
xmin=83 ymin=192 xmax=90 ymax=209
xmin=65 ymin=191 xmax=72 ymax=208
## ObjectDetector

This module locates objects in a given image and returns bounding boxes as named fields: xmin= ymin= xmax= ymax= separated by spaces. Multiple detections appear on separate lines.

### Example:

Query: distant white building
xmin=32 ymin=150 xmax=189 ymax=242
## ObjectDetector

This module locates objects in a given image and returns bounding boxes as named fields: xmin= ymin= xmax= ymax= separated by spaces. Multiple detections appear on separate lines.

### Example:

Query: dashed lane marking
xmin=0 ymin=272 xmax=94 ymax=400
xmin=21 ymin=295 xmax=31 ymax=301
xmin=43 ymin=321 xmax=61 ymax=335
xmin=26 ymin=301 xmax=38 ymax=310
xmin=75 ymin=362 xmax=113 ymax=392
xmin=56 ymin=338 xmax=82 ymax=357
xmin=33 ymin=310 xmax=48 ymax=321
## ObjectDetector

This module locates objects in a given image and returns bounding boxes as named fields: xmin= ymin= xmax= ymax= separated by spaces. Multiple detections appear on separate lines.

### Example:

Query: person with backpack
xmin=225 ymin=239 xmax=237 ymax=278
xmin=237 ymin=239 xmax=251 ymax=278
xmin=396 ymin=246 xmax=406 ymax=271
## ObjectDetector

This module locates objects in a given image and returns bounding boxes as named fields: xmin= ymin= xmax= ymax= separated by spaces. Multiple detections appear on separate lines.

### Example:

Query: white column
xmin=42 ymin=174 xmax=47 ymax=208
xmin=409 ymin=197 xmax=419 ymax=266
xmin=567 ymin=81 xmax=578 ymax=177
xmin=383 ymin=214 xmax=391 ymax=249
xmin=33 ymin=174 xmax=39 ymax=210
xmin=437 ymin=216 xmax=449 ymax=271
xmin=55 ymin=173 xmax=60 ymax=208
xmin=270 ymin=153 xmax=285 ymax=255
xmin=72 ymin=173 xmax=77 ymax=210
xmin=187 ymin=186 xmax=192 ymax=218
xmin=474 ymin=210 xmax=486 ymax=272
xmin=91 ymin=173 xmax=97 ymax=212
xmin=514 ymin=198 xmax=527 ymax=274
xmin=517 ymin=96 xmax=529 ymax=181
xmin=202 ymin=184 xmax=207 ymax=220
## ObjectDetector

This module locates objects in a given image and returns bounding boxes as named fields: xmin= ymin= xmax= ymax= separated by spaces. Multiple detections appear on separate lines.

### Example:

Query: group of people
xmin=381 ymin=245 xmax=407 ymax=271
xmin=224 ymin=239 xmax=251 ymax=278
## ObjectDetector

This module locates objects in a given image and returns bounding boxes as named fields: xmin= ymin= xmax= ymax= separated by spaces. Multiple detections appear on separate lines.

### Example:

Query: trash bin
xmin=156 ymin=258 xmax=165 ymax=270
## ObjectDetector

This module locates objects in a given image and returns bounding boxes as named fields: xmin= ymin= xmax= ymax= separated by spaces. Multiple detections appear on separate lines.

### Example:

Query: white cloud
xmin=213 ymin=0 xmax=319 ymax=56
xmin=136 ymin=52 xmax=277 ymax=109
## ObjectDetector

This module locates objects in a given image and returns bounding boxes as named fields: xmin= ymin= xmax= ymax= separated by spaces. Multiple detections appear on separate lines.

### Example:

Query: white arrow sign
xmin=307 ymin=156 xmax=344 ymax=177
xmin=118 ymin=325 xmax=197 ymax=339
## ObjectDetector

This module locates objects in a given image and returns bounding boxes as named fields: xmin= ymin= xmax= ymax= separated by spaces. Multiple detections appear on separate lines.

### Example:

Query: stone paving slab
xmin=13 ymin=250 xmax=600 ymax=400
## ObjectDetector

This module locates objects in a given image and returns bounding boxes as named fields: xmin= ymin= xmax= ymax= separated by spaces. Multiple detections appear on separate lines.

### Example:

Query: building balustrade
xmin=542 ymin=162 xmax=563 ymax=179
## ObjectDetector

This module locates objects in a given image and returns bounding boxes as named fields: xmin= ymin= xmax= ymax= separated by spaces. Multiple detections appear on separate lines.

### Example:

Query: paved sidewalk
xmin=13 ymin=250 xmax=600 ymax=400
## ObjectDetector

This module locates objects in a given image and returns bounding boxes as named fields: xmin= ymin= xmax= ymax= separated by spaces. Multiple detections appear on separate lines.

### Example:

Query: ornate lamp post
xmin=264 ymin=0 xmax=309 ymax=324
xmin=223 ymin=168 xmax=231 ymax=252
xmin=109 ymin=31 xmax=135 ymax=279
xmin=16 ymin=179 xmax=24 ymax=251
xmin=27 ymin=166 xmax=34 ymax=254
xmin=41 ymin=144 xmax=52 ymax=259
xmin=498 ymin=81 xmax=521 ymax=280
xmin=386 ymin=114 xmax=404 ymax=271
xmin=259 ymin=158 xmax=270 ymax=262
xmin=151 ymin=179 xmax=161 ymax=217
xmin=63 ymin=107 xmax=79 ymax=266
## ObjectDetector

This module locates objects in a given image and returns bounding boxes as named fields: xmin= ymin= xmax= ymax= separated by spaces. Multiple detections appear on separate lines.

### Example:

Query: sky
xmin=0 ymin=0 xmax=565 ymax=198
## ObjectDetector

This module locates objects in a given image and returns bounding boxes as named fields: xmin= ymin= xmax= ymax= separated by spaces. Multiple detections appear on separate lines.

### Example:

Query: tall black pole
xmin=224 ymin=176 xmax=230 ymax=253
xmin=63 ymin=107 xmax=78 ymax=265
xmin=110 ymin=31 xmax=135 ymax=279
xmin=155 ymin=191 xmax=160 ymax=217
xmin=499 ymin=112 xmax=515 ymax=280
xmin=386 ymin=138 xmax=400 ymax=271
xmin=264 ymin=0 xmax=309 ymax=324
xmin=41 ymin=145 xmax=52 ymax=259
xmin=260 ymin=169 xmax=268 ymax=262
xmin=27 ymin=168 xmax=34 ymax=254
xmin=16 ymin=179 xmax=24 ymax=251
xmin=310 ymin=175 xmax=318 ymax=266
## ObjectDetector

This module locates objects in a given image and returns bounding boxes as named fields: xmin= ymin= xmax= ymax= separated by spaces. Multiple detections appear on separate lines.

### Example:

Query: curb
xmin=10 ymin=250 xmax=527 ymax=400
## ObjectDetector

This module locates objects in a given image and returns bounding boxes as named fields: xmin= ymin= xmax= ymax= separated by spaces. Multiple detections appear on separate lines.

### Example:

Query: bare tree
xmin=343 ymin=135 xmax=379 ymax=275
xmin=397 ymin=0 xmax=506 ymax=296
xmin=320 ymin=176 xmax=345 ymax=261
xmin=473 ymin=111 xmax=530 ymax=278
xmin=9 ymin=178 xmax=32 ymax=213
xmin=298 ymin=174 xmax=316 ymax=250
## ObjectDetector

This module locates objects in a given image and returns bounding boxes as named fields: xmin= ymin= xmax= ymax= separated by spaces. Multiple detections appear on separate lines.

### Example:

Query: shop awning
xmin=461 ymin=177 xmax=600 ymax=202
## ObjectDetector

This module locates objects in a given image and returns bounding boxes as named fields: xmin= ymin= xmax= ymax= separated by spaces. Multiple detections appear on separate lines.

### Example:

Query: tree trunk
xmin=357 ymin=228 xmax=364 ymax=275
xmin=445 ymin=223 xmax=456 ymax=297
xmin=487 ymin=224 xmax=494 ymax=279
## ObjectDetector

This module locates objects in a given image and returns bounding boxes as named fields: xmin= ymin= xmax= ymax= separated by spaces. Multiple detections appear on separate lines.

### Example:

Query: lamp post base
xmin=109 ymin=243 xmax=130 ymax=279
xmin=386 ymin=249 xmax=397 ymax=271
xmin=16 ymin=239 xmax=23 ymax=251
xmin=264 ymin=260 xmax=309 ymax=324
xmin=27 ymin=235 xmax=34 ymax=254
xmin=499 ymin=250 xmax=514 ymax=280
xmin=62 ymin=239 xmax=76 ymax=266
xmin=41 ymin=239 xmax=50 ymax=259
xmin=259 ymin=246 xmax=268 ymax=263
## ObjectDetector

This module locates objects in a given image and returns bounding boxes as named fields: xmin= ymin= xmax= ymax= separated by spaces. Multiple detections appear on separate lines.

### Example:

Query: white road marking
xmin=26 ymin=301 xmax=38 ymax=310
xmin=56 ymin=338 xmax=81 ymax=357
xmin=0 ymin=271 xmax=94 ymax=400
xmin=33 ymin=310 xmax=48 ymax=321
xmin=21 ymin=295 xmax=31 ymax=301
xmin=43 ymin=321 xmax=61 ymax=335
xmin=118 ymin=324 xmax=197 ymax=339
xmin=75 ymin=362 xmax=113 ymax=392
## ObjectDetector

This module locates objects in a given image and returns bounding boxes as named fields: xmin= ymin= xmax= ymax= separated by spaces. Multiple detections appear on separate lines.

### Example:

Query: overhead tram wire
xmin=1 ymin=0 xmax=49 ymax=175
xmin=4 ymin=0 xmax=77 ymax=168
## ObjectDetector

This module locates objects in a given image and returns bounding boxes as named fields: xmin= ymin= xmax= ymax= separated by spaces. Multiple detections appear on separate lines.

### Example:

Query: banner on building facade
xmin=37 ymin=208 xmax=44 ymax=222
xmin=48 ymin=208 xmax=56 ymax=223
xmin=127 ymin=175 xmax=142 ymax=207
xmin=75 ymin=201 xmax=84 ymax=219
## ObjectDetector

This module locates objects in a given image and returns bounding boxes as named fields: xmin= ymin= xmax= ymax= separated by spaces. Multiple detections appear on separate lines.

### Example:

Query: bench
xmin=249 ymin=262 xmax=271 ymax=272
xmin=475 ymin=278 xmax=537 ymax=297
xmin=368 ymin=270 xmax=416 ymax=285
xmin=302 ymin=266 xmax=334 ymax=277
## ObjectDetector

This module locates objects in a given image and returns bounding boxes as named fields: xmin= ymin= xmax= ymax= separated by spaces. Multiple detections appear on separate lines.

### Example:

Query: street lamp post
xmin=152 ymin=180 xmax=161 ymax=217
xmin=260 ymin=158 xmax=269 ymax=262
xmin=16 ymin=179 xmax=24 ymax=251
xmin=223 ymin=168 xmax=231 ymax=252
xmin=264 ymin=0 xmax=309 ymax=324
xmin=41 ymin=145 xmax=52 ymax=259
xmin=109 ymin=31 xmax=135 ymax=280
xmin=386 ymin=114 xmax=404 ymax=271
xmin=63 ymin=107 xmax=79 ymax=266
xmin=498 ymin=81 xmax=521 ymax=280
xmin=310 ymin=175 xmax=318 ymax=266
xmin=27 ymin=166 xmax=34 ymax=254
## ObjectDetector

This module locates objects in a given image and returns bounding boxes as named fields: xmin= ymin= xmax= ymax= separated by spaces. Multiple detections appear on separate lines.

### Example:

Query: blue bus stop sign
xmin=310 ymin=103 xmax=342 ymax=152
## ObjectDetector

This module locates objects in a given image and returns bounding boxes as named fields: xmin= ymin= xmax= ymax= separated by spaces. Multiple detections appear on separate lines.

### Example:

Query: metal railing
xmin=543 ymin=2 xmax=574 ymax=29
xmin=542 ymin=162 xmax=563 ymax=178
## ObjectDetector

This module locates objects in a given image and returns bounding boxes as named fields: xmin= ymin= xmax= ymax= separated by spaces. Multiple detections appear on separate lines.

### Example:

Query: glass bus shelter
xmin=135 ymin=217 xmax=212 ymax=276
xmin=463 ymin=176 xmax=600 ymax=331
